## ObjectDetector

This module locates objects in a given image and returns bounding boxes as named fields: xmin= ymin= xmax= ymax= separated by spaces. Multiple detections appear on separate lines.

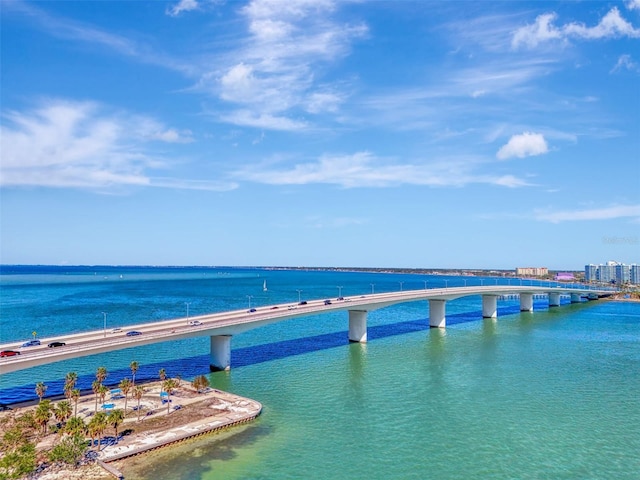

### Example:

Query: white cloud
xmin=233 ymin=151 xmax=531 ymax=188
xmin=610 ymin=54 xmax=639 ymax=73
xmin=221 ymin=110 xmax=308 ymax=131
xmin=496 ymin=132 xmax=549 ymax=160
xmin=166 ymin=0 xmax=200 ymax=17
xmin=0 ymin=99 xmax=231 ymax=191
xmin=535 ymin=205 xmax=640 ymax=223
xmin=628 ymin=0 xmax=640 ymax=11
xmin=512 ymin=8 xmax=640 ymax=49
xmin=201 ymin=0 xmax=367 ymax=129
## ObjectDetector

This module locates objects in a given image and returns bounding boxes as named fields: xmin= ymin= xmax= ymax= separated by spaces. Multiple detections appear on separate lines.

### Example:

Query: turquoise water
xmin=1 ymin=267 xmax=638 ymax=479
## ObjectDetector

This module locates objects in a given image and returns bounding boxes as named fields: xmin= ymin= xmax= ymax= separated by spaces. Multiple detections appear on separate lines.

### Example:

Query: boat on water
xmin=263 ymin=280 xmax=268 ymax=292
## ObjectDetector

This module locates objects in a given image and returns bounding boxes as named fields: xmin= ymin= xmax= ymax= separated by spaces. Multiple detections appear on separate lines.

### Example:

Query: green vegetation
xmin=47 ymin=433 xmax=87 ymax=466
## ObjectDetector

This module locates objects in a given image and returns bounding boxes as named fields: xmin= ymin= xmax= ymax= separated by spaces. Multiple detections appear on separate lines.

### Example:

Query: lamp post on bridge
xmin=423 ymin=280 xmax=428 ymax=290
xmin=296 ymin=289 xmax=303 ymax=303
xmin=102 ymin=312 xmax=107 ymax=338
xmin=370 ymin=284 xmax=375 ymax=294
xmin=444 ymin=280 xmax=448 ymax=288
xmin=247 ymin=295 xmax=253 ymax=309
xmin=337 ymin=286 xmax=343 ymax=297
xmin=399 ymin=281 xmax=404 ymax=291
xmin=185 ymin=302 xmax=190 ymax=320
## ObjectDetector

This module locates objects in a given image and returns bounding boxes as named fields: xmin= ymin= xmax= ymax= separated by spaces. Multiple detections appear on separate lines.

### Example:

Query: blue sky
xmin=1 ymin=0 xmax=639 ymax=270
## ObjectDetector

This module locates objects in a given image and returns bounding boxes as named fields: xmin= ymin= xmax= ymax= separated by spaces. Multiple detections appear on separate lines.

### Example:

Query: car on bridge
xmin=188 ymin=320 xmax=203 ymax=326
xmin=247 ymin=308 xmax=257 ymax=313
xmin=21 ymin=340 xmax=41 ymax=348
xmin=324 ymin=299 xmax=332 ymax=305
xmin=110 ymin=328 xmax=123 ymax=334
xmin=126 ymin=331 xmax=142 ymax=336
xmin=0 ymin=350 xmax=21 ymax=357
xmin=47 ymin=341 xmax=66 ymax=348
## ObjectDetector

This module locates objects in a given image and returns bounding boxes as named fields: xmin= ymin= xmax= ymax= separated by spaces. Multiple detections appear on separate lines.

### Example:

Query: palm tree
xmin=92 ymin=380 xmax=101 ymax=413
xmin=163 ymin=379 xmax=177 ymax=414
xmin=107 ymin=409 xmax=125 ymax=442
xmin=192 ymin=375 xmax=209 ymax=394
xmin=96 ymin=366 xmax=108 ymax=386
xmin=71 ymin=388 xmax=81 ymax=417
xmin=130 ymin=361 xmax=139 ymax=387
xmin=158 ymin=368 xmax=167 ymax=391
xmin=98 ymin=384 xmax=109 ymax=409
xmin=88 ymin=411 xmax=107 ymax=451
xmin=65 ymin=415 xmax=87 ymax=437
xmin=35 ymin=399 xmax=52 ymax=434
xmin=64 ymin=372 xmax=78 ymax=399
xmin=35 ymin=382 xmax=47 ymax=403
xmin=53 ymin=400 xmax=72 ymax=427
xmin=132 ymin=386 xmax=145 ymax=422
xmin=119 ymin=378 xmax=132 ymax=414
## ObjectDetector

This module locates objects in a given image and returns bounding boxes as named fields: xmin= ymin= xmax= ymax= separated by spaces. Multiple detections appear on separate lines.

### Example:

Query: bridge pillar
xmin=570 ymin=293 xmax=581 ymax=303
xmin=210 ymin=335 xmax=231 ymax=371
xmin=348 ymin=310 xmax=367 ymax=343
xmin=429 ymin=299 xmax=446 ymax=328
xmin=548 ymin=292 xmax=561 ymax=307
xmin=520 ymin=293 xmax=533 ymax=312
xmin=482 ymin=295 xmax=498 ymax=318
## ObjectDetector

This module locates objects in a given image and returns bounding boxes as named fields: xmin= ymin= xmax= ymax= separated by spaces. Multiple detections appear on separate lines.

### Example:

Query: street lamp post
xmin=399 ymin=281 xmax=404 ymax=291
xmin=247 ymin=295 xmax=253 ymax=309
xmin=444 ymin=280 xmax=448 ymax=288
xmin=370 ymin=283 xmax=375 ymax=294
xmin=337 ymin=286 xmax=343 ymax=297
xmin=423 ymin=280 xmax=428 ymax=290
xmin=185 ymin=302 xmax=190 ymax=320
xmin=296 ymin=289 xmax=302 ymax=303
xmin=102 ymin=312 xmax=107 ymax=338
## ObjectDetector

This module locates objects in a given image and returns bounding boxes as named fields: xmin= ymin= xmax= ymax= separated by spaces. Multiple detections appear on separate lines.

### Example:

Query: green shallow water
xmin=122 ymin=301 xmax=640 ymax=480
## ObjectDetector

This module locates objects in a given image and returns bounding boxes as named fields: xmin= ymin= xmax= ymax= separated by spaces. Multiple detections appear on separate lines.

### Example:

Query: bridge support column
xmin=520 ymin=293 xmax=533 ymax=312
xmin=349 ymin=310 xmax=368 ymax=343
xmin=482 ymin=295 xmax=498 ymax=318
xmin=549 ymin=292 xmax=561 ymax=307
xmin=210 ymin=335 xmax=231 ymax=371
xmin=429 ymin=299 xmax=446 ymax=328
xmin=570 ymin=293 xmax=581 ymax=303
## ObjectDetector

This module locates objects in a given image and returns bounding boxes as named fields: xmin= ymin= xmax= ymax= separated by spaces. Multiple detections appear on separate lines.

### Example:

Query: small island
xmin=0 ymin=367 xmax=261 ymax=480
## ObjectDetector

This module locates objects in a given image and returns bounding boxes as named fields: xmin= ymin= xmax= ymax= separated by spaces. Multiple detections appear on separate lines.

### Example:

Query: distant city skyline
xmin=1 ymin=1 xmax=639 ymax=270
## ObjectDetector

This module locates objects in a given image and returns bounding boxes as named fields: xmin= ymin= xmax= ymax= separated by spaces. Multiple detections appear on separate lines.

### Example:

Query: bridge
xmin=0 ymin=285 xmax=612 ymax=375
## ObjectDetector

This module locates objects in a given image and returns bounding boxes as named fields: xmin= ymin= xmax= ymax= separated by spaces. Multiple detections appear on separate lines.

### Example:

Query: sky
xmin=1 ymin=0 xmax=639 ymax=270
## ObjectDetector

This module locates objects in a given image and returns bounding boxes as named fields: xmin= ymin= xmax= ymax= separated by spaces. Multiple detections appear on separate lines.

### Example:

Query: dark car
xmin=126 ymin=331 xmax=142 ymax=336
xmin=21 ymin=339 xmax=41 ymax=348
xmin=48 ymin=341 xmax=66 ymax=348
xmin=0 ymin=350 xmax=21 ymax=357
xmin=298 ymin=301 xmax=308 ymax=305
xmin=324 ymin=299 xmax=332 ymax=305
xmin=248 ymin=308 xmax=257 ymax=313
xmin=337 ymin=296 xmax=344 ymax=301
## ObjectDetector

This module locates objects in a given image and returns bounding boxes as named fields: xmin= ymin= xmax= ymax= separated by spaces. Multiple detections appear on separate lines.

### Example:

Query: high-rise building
xmin=630 ymin=265 xmax=640 ymax=285
xmin=585 ymin=261 xmax=635 ymax=284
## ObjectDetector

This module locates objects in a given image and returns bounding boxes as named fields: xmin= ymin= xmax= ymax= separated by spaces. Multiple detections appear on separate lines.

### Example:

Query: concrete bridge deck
xmin=0 ymin=285 xmax=612 ymax=374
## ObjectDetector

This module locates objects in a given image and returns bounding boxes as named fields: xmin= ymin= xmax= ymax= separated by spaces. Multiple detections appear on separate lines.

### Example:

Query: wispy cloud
xmin=232 ymin=151 xmax=531 ymax=188
xmin=535 ymin=205 xmax=640 ymax=223
xmin=512 ymin=7 xmax=640 ymax=49
xmin=610 ymin=54 xmax=640 ymax=73
xmin=166 ymin=0 xmax=201 ymax=17
xmin=198 ymin=0 xmax=367 ymax=130
xmin=4 ymin=0 xmax=195 ymax=75
xmin=0 ymin=99 xmax=234 ymax=191
xmin=496 ymin=132 xmax=549 ymax=160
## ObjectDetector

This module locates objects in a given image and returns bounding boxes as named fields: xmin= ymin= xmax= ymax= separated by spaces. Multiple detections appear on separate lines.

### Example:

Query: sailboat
xmin=263 ymin=280 xmax=268 ymax=292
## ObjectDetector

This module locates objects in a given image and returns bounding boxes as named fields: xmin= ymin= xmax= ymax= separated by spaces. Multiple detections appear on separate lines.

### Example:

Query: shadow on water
xmin=1 ymin=301 xmax=580 ymax=404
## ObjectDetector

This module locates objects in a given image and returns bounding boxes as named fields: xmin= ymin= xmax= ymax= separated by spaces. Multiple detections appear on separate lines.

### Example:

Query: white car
xmin=188 ymin=320 xmax=203 ymax=326
xmin=110 ymin=328 xmax=122 ymax=334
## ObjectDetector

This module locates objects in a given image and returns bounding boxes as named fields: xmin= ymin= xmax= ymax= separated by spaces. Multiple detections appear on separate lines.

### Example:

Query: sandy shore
xmin=4 ymin=380 xmax=261 ymax=479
